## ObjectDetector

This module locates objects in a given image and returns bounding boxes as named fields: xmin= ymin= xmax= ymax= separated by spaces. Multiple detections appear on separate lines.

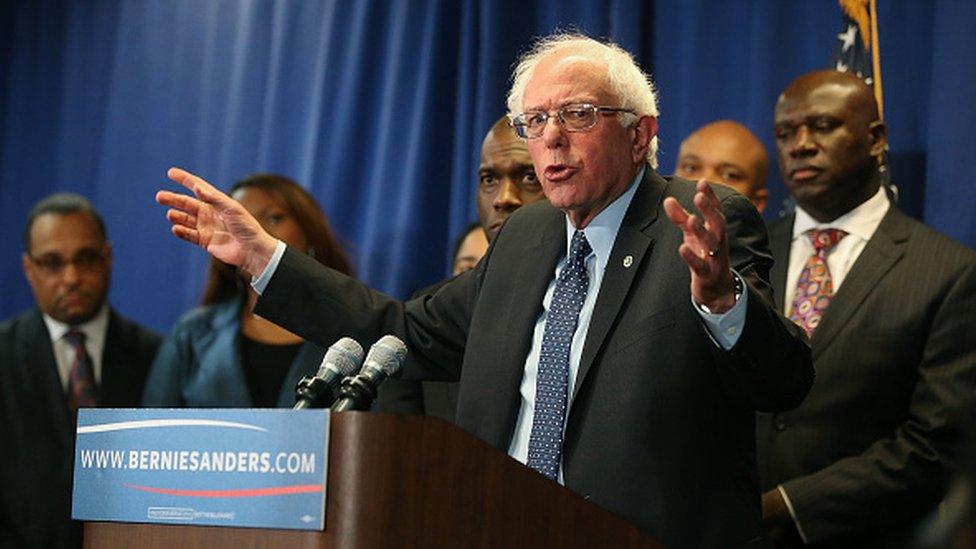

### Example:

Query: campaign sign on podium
xmin=72 ymin=408 xmax=329 ymax=530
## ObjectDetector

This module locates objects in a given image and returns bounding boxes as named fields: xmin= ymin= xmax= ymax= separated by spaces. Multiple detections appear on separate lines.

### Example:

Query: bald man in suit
xmin=758 ymin=70 xmax=976 ymax=547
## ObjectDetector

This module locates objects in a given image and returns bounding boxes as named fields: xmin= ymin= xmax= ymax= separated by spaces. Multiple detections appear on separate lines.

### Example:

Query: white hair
xmin=506 ymin=32 xmax=660 ymax=168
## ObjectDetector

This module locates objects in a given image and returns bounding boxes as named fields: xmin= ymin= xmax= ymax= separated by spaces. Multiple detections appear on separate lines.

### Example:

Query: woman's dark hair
xmin=201 ymin=173 xmax=353 ymax=305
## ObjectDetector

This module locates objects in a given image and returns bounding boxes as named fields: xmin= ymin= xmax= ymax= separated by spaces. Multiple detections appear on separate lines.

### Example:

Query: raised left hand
xmin=663 ymin=180 xmax=735 ymax=313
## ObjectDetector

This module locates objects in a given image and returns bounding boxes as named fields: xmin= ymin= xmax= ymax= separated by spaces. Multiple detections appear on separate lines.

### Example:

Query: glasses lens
xmin=74 ymin=249 xmax=105 ymax=271
xmin=560 ymin=104 xmax=598 ymax=130
xmin=35 ymin=255 xmax=66 ymax=274
xmin=514 ymin=112 xmax=548 ymax=138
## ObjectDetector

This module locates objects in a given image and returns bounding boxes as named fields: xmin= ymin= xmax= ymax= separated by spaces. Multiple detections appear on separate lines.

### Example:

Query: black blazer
xmin=757 ymin=207 xmax=976 ymax=546
xmin=256 ymin=169 xmax=813 ymax=547
xmin=0 ymin=308 xmax=160 ymax=548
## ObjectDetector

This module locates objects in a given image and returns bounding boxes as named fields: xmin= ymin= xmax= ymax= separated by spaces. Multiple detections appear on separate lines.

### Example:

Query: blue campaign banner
xmin=72 ymin=408 xmax=329 ymax=530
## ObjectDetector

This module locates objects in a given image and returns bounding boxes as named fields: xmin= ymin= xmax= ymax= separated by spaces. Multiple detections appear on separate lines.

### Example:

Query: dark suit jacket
xmin=256 ymin=170 xmax=813 ymax=547
xmin=757 ymin=207 xmax=976 ymax=546
xmin=0 ymin=308 xmax=160 ymax=549
xmin=408 ymin=279 xmax=460 ymax=421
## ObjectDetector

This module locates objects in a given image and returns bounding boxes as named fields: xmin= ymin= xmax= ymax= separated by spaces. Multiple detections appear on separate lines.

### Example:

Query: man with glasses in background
xmin=0 ymin=193 xmax=160 ymax=548
xmin=158 ymin=33 xmax=811 ymax=546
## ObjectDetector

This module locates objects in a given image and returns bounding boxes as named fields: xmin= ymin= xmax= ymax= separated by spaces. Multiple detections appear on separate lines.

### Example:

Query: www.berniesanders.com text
xmin=80 ymin=449 xmax=316 ymax=474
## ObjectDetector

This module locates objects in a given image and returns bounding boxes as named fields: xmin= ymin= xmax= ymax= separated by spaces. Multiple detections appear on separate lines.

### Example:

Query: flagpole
xmin=870 ymin=0 xmax=884 ymax=120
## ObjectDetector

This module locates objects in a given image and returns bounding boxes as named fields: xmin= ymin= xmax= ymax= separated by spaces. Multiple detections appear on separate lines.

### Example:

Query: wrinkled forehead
xmin=524 ymin=53 xmax=614 ymax=110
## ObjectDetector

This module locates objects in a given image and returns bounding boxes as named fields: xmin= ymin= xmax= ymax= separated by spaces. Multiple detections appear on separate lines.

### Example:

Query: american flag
xmin=830 ymin=0 xmax=894 ymax=198
xmin=831 ymin=0 xmax=875 ymax=87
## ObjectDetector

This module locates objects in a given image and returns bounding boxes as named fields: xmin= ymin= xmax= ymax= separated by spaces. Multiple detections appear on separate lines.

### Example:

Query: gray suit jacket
xmin=758 ymin=207 xmax=976 ymax=546
xmin=256 ymin=169 xmax=813 ymax=547
xmin=0 ymin=308 xmax=160 ymax=548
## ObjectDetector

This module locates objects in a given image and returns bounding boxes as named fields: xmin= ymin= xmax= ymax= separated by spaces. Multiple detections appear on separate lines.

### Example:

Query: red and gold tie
xmin=788 ymin=228 xmax=848 ymax=337
xmin=64 ymin=330 xmax=98 ymax=412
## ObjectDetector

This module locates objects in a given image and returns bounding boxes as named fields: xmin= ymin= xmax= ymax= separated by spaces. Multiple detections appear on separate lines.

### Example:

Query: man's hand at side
xmin=156 ymin=167 xmax=278 ymax=277
xmin=762 ymin=488 xmax=805 ymax=548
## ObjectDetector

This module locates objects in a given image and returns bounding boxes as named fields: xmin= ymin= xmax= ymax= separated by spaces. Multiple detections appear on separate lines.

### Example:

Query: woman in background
xmin=142 ymin=173 xmax=353 ymax=407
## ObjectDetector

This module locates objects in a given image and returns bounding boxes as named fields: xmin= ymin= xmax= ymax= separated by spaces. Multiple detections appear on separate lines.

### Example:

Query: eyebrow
xmin=522 ymin=97 xmax=601 ymax=112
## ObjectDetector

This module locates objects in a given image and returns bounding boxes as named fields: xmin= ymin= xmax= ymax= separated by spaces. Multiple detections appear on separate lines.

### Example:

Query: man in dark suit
xmin=0 ymin=193 xmax=160 ymax=548
xmin=157 ymin=33 xmax=812 ymax=547
xmin=758 ymin=70 xmax=976 ymax=547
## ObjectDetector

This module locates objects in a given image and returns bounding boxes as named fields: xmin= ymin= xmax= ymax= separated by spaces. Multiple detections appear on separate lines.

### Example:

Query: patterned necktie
xmin=788 ymin=228 xmax=848 ymax=336
xmin=527 ymin=230 xmax=592 ymax=480
xmin=65 ymin=330 xmax=98 ymax=412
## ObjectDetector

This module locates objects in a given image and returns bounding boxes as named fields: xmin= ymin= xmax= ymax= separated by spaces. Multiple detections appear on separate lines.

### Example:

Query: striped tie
xmin=65 ymin=330 xmax=98 ymax=412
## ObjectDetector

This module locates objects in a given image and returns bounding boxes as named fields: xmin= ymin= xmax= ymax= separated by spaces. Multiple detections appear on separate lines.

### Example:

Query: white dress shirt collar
xmin=792 ymin=186 xmax=890 ymax=243
xmin=564 ymin=165 xmax=644 ymax=272
xmin=42 ymin=303 xmax=110 ymax=388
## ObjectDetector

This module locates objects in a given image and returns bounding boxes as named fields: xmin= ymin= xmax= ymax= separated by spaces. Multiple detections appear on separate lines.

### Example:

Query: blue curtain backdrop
xmin=2 ymin=0 xmax=973 ymax=334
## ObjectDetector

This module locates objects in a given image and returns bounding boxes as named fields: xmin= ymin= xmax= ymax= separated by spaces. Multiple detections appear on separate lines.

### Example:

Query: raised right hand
xmin=156 ymin=167 xmax=278 ymax=278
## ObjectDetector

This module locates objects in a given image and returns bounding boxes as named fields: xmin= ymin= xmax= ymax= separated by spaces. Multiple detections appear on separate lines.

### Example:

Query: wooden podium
xmin=84 ymin=413 xmax=659 ymax=548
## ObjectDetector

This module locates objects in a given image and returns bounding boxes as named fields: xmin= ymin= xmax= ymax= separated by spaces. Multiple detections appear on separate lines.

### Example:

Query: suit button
xmin=773 ymin=414 xmax=787 ymax=431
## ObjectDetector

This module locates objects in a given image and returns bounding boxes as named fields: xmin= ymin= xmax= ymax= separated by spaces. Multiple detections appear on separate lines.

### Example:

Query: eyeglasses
xmin=510 ymin=103 xmax=637 ymax=139
xmin=27 ymin=249 xmax=108 ymax=276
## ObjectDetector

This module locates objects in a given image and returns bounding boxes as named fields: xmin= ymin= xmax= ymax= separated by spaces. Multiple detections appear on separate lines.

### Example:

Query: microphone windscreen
xmin=364 ymin=335 xmax=407 ymax=377
xmin=318 ymin=336 xmax=364 ymax=378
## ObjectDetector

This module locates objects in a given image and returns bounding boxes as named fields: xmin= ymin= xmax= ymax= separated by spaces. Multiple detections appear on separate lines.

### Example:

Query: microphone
xmin=293 ymin=337 xmax=364 ymax=410
xmin=330 ymin=335 xmax=407 ymax=412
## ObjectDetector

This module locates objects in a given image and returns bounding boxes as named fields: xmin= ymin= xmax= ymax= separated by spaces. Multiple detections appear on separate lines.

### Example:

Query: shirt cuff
xmin=692 ymin=270 xmax=748 ymax=350
xmin=777 ymin=484 xmax=810 ymax=543
xmin=250 ymin=240 xmax=286 ymax=295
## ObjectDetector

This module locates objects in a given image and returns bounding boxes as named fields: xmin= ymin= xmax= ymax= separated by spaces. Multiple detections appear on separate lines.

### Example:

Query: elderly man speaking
xmin=157 ymin=32 xmax=811 ymax=547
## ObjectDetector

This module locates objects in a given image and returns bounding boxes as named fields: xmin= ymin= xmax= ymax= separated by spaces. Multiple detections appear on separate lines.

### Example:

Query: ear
xmin=868 ymin=119 xmax=887 ymax=159
xmin=752 ymin=188 xmax=769 ymax=213
xmin=103 ymin=242 xmax=114 ymax=272
xmin=632 ymin=116 xmax=658 ymax=163
xmin=22 ymin=252 xmax=36 ymax=286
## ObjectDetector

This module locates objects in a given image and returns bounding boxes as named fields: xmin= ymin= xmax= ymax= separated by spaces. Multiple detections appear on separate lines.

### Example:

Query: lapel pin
xmin=623 ymin=255 xmax=633 ymax=268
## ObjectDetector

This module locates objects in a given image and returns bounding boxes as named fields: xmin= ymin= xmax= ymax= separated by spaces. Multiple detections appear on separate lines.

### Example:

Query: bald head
xmin=675 ymin=120 xmax=769 ymax=211
xmin=476 ymin=116 xmax=545 ymax=240
xmin=779 ymin=70 xmax=879 ymax=121
xmin=774 ymin=70 xmax=886 ymax=222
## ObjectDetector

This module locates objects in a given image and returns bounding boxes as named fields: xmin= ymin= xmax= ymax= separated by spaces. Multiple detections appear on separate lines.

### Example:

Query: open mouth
xmin=543 ymin=164 xmax=578 ymax=182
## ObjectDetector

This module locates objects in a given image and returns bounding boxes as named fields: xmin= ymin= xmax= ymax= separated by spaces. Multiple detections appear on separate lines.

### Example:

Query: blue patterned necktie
xmin=527 ymin=230 xmax=592 ymax=480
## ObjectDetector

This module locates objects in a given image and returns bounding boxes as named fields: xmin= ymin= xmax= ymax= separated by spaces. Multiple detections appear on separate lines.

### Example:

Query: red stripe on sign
xmin=123 ymin=483 xmax=322 ymax=498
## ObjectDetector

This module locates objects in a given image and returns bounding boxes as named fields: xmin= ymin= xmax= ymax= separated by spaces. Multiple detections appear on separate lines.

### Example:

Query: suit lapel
xmin=574 ymin=170 xmax=662 ymax=398
xmin=768 ymin=215 xmax=794 ymax=312
xmin=490 ymin=208 xmax=565 ymax=444
xmin=811 ymin=208 xmax=909 ymax=357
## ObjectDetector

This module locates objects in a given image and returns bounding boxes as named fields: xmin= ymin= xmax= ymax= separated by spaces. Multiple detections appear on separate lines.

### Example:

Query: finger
xmin=682 ymin=212 xmax=723 ymax=261
xmin=694 ymin=182 xmax=725 ymax=233
xmin=166 ymin=208 xmax=197 ymax=229
xmin=171 ymin=225 xmax=201 ymax=246
xmin=677 ymin=243 xmax=709 ymax=274
xmin=156 ymin=190 xmax=201 ymax=216
xmin=167 ymin=167 xmax=231 ymax=209
xmin=663 ymin=197 xmax=690 ymax=227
